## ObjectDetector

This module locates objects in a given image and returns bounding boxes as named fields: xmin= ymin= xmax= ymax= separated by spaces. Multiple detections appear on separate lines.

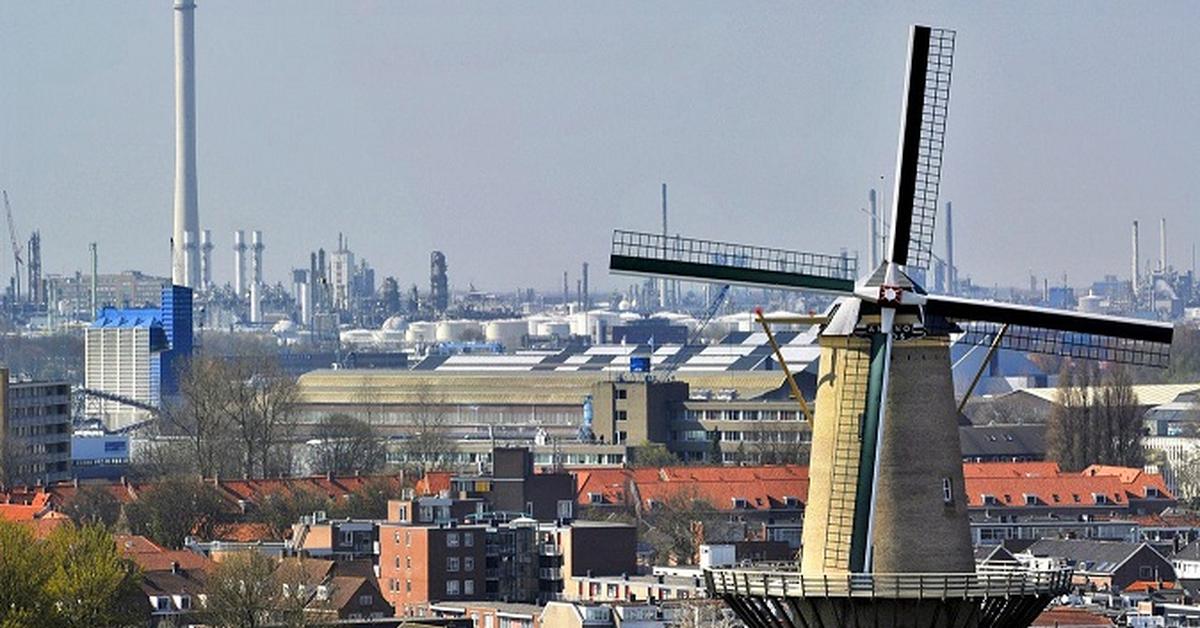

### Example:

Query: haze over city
xmin=2 ymin=1 xmax=1197 ymax=292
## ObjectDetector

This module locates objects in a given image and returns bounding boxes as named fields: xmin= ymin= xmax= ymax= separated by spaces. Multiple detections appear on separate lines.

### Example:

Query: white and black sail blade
xmin=610 ymin=229 xmax=858 ymax=296
xmin=887 ymin=25 xmax=955 ymax=269
xmin=926 ymin=295 xmax=1173 ymax=367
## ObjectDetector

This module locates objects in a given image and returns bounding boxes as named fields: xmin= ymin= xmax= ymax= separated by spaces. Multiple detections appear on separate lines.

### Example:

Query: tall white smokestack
xmin=1160 ymin=217 xmax=1167 ymax=272
xmin=659 ymin=183 xmax=668 ymax=309
xmin=200 ymin=229 xmax=213 ymax=290
xmin=251 ymin=230 xmax=264 ymax=285
xmin=233 ymin=230 xmax=246 ymax=298
xmin=171 ymin=0 xmax=200 ymax=288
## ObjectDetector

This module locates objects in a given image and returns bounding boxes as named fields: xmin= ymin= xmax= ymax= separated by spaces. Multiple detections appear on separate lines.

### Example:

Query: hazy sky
xmin=1 ymin=2 xmax=1197 ymax=295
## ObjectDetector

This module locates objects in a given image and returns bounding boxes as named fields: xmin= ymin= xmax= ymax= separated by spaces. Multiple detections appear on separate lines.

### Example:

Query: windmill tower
xmin=609 ymin=25 xmax=1172 ymax=627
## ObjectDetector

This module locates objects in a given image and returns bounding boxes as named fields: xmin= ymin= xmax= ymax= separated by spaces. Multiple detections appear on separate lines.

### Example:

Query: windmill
xmin=609 ymin=22 xmax=1172 ymax=609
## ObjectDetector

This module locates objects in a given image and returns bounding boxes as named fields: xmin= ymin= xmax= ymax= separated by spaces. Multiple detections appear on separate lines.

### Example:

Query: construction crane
xmin=3 ymin=191 xmax=22 ymax=302
xmin=655 ymin=284 xmax=730 ymax=377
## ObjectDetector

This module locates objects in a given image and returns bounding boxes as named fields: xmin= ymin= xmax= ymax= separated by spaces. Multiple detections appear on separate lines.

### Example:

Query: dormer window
xmin=589 ymin=493 xmax=604 ymax=505
xmin=981 ymin=494 xmax=1000 ymax=506
xmin=783 ymin=496 xmax=799 ymax=508
xmin=1024 ymin=494 xmax=1038 ymax=506
xmin=731 ymin=497 xmax=749 ymax=509
xmin=1093 ymin=493 xmax=1109 ymax=505
xmin=1147 ymin=487 xmax=1161 ymax=498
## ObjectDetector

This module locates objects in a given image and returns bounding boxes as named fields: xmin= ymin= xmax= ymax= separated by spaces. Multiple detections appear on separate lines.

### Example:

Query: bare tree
xmin=203 ymin=552 xmax=326 ymax=628
xmin=158 ymin=356 xmax=240 ymax=478
xmin=308 ymin=413 xmax=388 ymax=476
xmin=399 ymin=384 xmax=458 ymax=471
xmin=1047 ymin=362 xmax=1142 ymax=471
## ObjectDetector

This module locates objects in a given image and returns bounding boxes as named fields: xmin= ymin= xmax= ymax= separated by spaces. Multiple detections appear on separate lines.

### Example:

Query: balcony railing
xmin=705 ymin=564 xmax=1073 ymax=600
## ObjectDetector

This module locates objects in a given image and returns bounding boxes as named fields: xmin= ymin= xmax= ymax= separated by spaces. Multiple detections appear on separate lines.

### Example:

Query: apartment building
xmin=0 ymin=369 xmax=71 ymax=485
xmin=380 ymin=522 xmax=489 ymax=616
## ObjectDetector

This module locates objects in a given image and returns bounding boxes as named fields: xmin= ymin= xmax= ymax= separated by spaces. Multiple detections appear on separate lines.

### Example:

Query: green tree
xmin=43 ymin=524 xmax=146 ymax=628
xmin=62 ymin=485 xmax=122 ymax=528
xmin=0 ymin=521 xmax=52 ymax=627
xmin=630 ymin=442 xmax=682 ymax=468
xmin=125 ymin=476 xmax=231 ymax=548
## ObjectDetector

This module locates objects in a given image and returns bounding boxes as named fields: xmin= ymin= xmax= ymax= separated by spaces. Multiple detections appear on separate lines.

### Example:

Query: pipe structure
xmin=171 ymin=0 xmax=200 ymax=288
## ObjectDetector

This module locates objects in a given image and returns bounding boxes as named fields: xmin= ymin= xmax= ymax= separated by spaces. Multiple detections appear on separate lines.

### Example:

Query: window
xmin=405 ymin=531 xmax=412 ymax=547
xmin=406 ymin=580 xmax=412 ymax=592
xmin=616 ymin=410 xmax=628 ymax=421
xmin=447 ymin=533 xmax=460 ymax=547
xmin=342 ymin=530 xmax=354 ymax=545
xmin=616 ymin=388 xmax=627 ymax=399
xmin=1024 ymin=494 xmax=1038 ymax=506
xmin=358 ymin=594 xmax=373 ymax=607
xmin=463 ymin=532 xmax=474 ymax=547
xmin=731 ymin=498 xmax=749 ymax=509
xmin=464 ymin=579 xmax=475 ymax=596
xmin=557 ymin=500 xmax=573 ymax=520
xmin=420 ymin=506 xmax=434 ymax=522
xmin=942 ymin=479 xmax=953 ymax=504
xmin=1140 ymin=566 xmax=1155 ymax=580
xmin=589 ymin=493 xmax=604 ymax=505
xmin=448 ymin=557 xmax=460 ymax=572
xmin=446 ymin=580 xmax=460 ymax=596
xmin=406 ymin=556 xmax=412 ymax=569
xmin=394 ymin=531 xmax=401 ymax=544
xmin=394 ymin=556 xmax=401 ymax=570
xmin=464 ymin=557 xmax=474 ymax=571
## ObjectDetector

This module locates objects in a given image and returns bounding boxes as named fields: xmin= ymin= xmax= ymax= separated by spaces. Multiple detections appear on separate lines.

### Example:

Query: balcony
xmin=539 ymin=543 xmax=562 ymax=556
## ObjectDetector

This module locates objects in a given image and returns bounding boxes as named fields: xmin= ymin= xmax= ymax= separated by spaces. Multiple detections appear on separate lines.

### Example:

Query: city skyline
xmin=0 ymin=2 xmax=1197 ymax=294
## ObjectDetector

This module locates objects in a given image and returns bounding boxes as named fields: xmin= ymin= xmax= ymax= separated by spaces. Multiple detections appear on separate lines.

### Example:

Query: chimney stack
xmin=171 ymin=0 xmax=200 ymax=288
xmin=1160 ymin=217 xmax=1167 ymax=272
xmin=582 ymin=262 xmax=590 ymax=310
xmin=1132 ymin=220 xmax=1140 ymax=302
xmin=200 ymin=229 xmax=213 ymax=290
xmin=251 ymin=230 xmax=264 ymax=286
xmin=233 ymin=230 xmax=246 ymax=298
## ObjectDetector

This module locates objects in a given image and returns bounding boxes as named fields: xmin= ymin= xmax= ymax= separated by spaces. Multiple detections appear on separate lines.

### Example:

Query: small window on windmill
xmin=942 ymin=479 xmax=953 ymax=505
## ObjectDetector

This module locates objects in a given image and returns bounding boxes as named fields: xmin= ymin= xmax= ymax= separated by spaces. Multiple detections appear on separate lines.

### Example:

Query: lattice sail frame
xmin=957 ymin=322 xmax=1171 ymax=368
xmin=904 ymin=28 xmax=955 ymax=269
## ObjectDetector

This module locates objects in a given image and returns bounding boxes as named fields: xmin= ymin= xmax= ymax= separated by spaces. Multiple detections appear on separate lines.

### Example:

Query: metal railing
xmin=705 ymin=564 xmax=1072 ymax=600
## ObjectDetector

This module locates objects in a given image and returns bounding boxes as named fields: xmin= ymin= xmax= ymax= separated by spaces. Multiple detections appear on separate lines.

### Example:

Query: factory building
xmin=45 ymin=271 xmax=170 ymax=321
xmin=84 ymin=286 xmax=193 ymax=429
xmin=0 ymin=369 xmax=72 ymax=485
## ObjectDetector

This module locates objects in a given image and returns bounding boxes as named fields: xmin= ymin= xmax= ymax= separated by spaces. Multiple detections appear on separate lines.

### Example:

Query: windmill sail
xmin=610 ymin=230 xmax=858 ymax=296
xmin=926 ymin=295 xmax=1173 ymax=367
xmin=888 ymin=26 xmax=955 ymax=269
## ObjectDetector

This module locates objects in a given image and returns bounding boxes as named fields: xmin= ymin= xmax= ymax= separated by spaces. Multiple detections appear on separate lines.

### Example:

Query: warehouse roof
xmin=297 ymin=370 xmax=791 ymax=406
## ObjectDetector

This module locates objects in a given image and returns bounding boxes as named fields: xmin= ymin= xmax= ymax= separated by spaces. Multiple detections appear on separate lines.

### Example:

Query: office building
xmin=0 ymin=370 xmax=71 ymax=485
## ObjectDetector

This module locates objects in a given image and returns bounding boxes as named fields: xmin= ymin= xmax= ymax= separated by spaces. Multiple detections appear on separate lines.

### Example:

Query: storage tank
xmin=381 ymin=316 xmax=407 ymax=332
xmin=436 ymin=320 xmax=482 ymax=342
xmin=537 ymin=321 xmax=570 ymax=338
xmin=1078 ymin=293 xmax=1103 ymax=315
xmin=485 ymin=319 xmax=527 ymax=349
xmin=405 ymin=321 xmax=437 ymax=344
xmin=525 ymin=314 xmax=551 ymax=336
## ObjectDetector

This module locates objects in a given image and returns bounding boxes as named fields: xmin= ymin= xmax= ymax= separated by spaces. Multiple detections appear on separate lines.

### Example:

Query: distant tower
xmin=233 ymin=230 xmax=246 ymax=298
xmin=582 ymin=262 xmax=590 ymax=309
xmin=251 ymin=230 xmax=264 ymax=285
xmin=1132 ymin=220 xmax=1140 ymax=303
xmin=659 ymin=183 xmax=669 ymax=308
xmin=1160 ymin=217 xmax=1167 ymax=272
xmin=868 ymin=189 xmax=880 ymax=270
xmin=89 ymin=243 xmax=98 ymax=319
xmin=26 ymin=231 xmax=42 ymax=306
xmin=171 ymin=0 xmax=200 ymax=288
xmin=944 ymin=201 xmax=956 ymax=295
xmin=199 ymin=229 xmax=213 ymax=290
xmin=430 ymin=251 xmax=449 ymax=314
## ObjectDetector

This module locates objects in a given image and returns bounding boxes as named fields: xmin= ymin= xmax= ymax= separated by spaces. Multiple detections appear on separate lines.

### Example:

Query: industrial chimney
xmin=233 ymin=230 xmax=246 ymax=298
xmin=171 ymin=0 xmax=200 ymax=288
xmin=1160 ymin=217 xmax=1167 ymax=272
xmin=1131 ymin=220 xmax=1140 ymax=301
xmin=251 ymin=230 xmax=264 ymax=286
xmin=945 ymin=201 xmax=955 ymax=295
xmin=582 ymin=262 xmax=590 ymax=309
xmin=199 ymin=229 xmax=213 ymax=290
xmin=660 ymin=183 xmax=669 ymax=309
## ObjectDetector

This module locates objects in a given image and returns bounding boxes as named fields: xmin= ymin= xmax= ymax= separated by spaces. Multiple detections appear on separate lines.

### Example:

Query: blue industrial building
xmin=85 ymin=286 xmax=194 ymax=423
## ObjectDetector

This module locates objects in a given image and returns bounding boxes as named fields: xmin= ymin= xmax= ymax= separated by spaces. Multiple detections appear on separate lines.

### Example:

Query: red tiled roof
xmin=574 ymin=466 xmax=808 ymax=511
xmin=962 ymin=461 xmax=1062 ymax=478
xmin=1032 ymin=608 xmax=1115 ymax=627
xmin=115 ymin=534 xmax=214 ymax=573
xmin=210 ymin=521 xmax=279 ymax=542
xmin=1123 ymin=580 xmax=1178 ymax=593
xmin=416 ymin=472 xmax=453 ymax=496
xmin=574 ymin=462 xmax=1170 ymax=511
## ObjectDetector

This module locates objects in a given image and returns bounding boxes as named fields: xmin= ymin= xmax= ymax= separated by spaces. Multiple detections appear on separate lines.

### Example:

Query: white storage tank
xmin=1078 ymin=293 xmax=1103 ymax=315
xmin=525 ymin=314 xmax=551 ymax=336
xmin=485 ymin=319 xmax=527 ymax=349
xmin=405 ymin=321 xmax=437 ymax=344
xmin=381 ymin=316 xmax=407 ymax=332
xmin=537 ymin=321 xmax=570 ymax=338
xmin=436 ymin=320 xmax=482 ymax=342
